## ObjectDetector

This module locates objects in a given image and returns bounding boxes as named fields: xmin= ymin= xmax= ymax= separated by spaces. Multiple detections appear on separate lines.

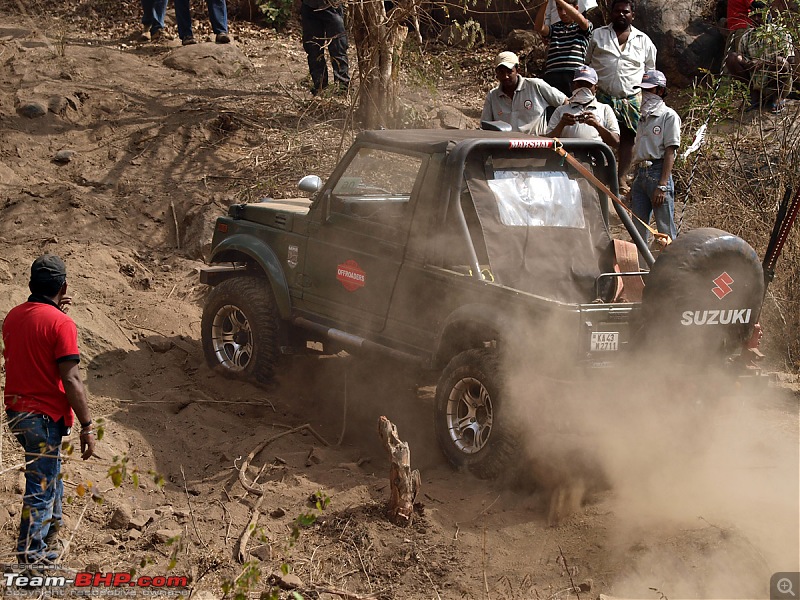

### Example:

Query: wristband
xmin=80 ymin=419 xmax=93 ymax=428
xmin=80 ymin=429 xmax=96 ymax=436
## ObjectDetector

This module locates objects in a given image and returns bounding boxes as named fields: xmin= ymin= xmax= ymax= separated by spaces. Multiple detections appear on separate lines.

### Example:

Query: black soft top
xmin=357 ymin=129 xmax=550 ymax=154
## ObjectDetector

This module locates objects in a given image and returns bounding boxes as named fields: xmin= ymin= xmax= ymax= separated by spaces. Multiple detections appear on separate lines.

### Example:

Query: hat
xmin=30 ymin=254 xmax=67 ymax=284
xmin=638 ymin=69 xmax=667 ymax=89
xmin=573 ymin=65 xmax=598 ymax=85
xmin=495 ymin=51 xmax=519 ymax=70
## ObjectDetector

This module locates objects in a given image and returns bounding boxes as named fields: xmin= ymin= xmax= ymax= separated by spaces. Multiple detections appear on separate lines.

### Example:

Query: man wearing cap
xmin=586 ymin=0 xmax=656 ymax=188
xmin=629 ymin=70 xmax=681 ymax=244
xmin=3 ymin=255 xmax=96 ymax=567
xmin=481 ymin=51 xmax=567 ymax=135
xmin=546 ymin=66 xmax=620 ymax=147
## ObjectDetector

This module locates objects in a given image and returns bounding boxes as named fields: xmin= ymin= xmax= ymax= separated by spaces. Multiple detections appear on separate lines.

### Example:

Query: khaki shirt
xmin=586 ymin=25 xmax=657 ymax=98
xmin=546 ymin=99 xmax=619 ymax=141
xmin=632 ymin=102 xmax=681 ymax=163
xmin=481 ymin=77 xmax=567 ymax=135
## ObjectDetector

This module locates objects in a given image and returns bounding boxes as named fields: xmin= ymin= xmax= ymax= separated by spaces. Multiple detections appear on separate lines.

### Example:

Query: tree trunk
xmin=378 ymin=416 xmax=420 ymax=526
xmin=351 ymin=0 xmax=409 ymax=128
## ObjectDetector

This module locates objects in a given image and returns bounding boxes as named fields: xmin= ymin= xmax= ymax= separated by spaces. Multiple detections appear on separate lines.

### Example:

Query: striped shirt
xmin=545 ymin=21 xmax=593 ymax=73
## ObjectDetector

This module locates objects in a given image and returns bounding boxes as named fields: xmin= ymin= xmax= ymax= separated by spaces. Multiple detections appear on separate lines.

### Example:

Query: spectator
xmin=629 ymin=70 xmax=680 ymax=245
xmin=726 ymin=0 xmax=753 ymax=55
xmin=481 ymin=51 xmax=567 ymax=135
xmin=140 ymin=0 xmax=170 ymax=41
xmin=3 ymin=255 xmax=96 ymax=569
xmin=726 ymin=0 xmax=794 ymax=112
xmin=301 ymin=0 xmax=351 ymax=95
xmin=546 ymin=66 xmax=620 ymax=147
xmin=535 ymin=0 xmax=593 ymax=96
xmin=175 ymin=0 xmax=231 ymax=45
xmin=542 ymin=0 xmax=598 ymax=26
xmin=586 ymin=0 xmax=656 ymax=190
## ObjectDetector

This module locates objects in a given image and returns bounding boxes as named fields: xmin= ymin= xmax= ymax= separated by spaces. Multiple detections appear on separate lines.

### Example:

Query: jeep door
xmin=298 ymin=145 xmax=427 ymax=334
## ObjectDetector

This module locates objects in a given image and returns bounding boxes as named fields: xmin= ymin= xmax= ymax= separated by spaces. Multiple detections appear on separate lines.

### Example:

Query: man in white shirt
xmin=586 ymin=0 xmax=656 ymax=188
xmin=629 ymin=70 xmax=681 ymax=244
xmin=546 ymin=65 xmax=620 ymax=147
xmin=481 ymin=51 xmax=567 ymax=135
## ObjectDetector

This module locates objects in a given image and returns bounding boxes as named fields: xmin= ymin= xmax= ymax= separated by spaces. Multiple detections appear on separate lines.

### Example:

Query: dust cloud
xmin=506 ymin=348 xmax=799 ymax=599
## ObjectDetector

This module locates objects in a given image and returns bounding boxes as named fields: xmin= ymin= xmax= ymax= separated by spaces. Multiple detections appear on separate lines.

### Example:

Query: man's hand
xmin=653 ymin=186 xmax=666 ymax=207
xmin=59 ymin=295 xmax=72 ymax=313
xmin=79 ymin=429 xmax=96 ymax=460
xmin=582 ymin=112 xmax=599 ymax=128
xmin=560 ymin=112 xmax=579 ymax=127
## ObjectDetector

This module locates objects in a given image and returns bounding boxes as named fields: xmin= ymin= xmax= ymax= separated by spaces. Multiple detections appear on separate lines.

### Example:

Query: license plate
xmin=591 ymin=331 xmax=619 ymax=351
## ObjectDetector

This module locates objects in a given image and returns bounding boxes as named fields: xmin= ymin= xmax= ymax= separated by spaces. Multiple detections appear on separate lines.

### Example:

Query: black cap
xmin=30 ymin=254 xmax=67 ymax=285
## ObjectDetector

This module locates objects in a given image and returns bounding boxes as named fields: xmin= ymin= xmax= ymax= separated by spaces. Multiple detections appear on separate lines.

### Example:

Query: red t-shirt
xmin=728 ymin=0 xmax=752 ymax=30
xmin=2 ymin=299 xmax=80 ymax=426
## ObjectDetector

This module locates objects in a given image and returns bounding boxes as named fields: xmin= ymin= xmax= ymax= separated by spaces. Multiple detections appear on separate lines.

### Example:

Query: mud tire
xmin=201 ymin=277 xmax=280 ymax=383
xmin=640 ymin=228 xmax=764 ymax=358
xmin=434 ymin=349 xmax=518 ymax=480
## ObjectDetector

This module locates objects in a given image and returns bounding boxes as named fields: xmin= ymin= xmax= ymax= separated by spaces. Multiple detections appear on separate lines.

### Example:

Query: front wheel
xmin=434 ymin=349 xmax=518 ymax=480
xmin=201 ymin=277 xmax=280 ymax=383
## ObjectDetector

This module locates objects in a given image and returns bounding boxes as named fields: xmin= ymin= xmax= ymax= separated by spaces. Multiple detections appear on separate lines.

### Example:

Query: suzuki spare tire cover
xmin=640 ymin=228 xmax=764 ymax=358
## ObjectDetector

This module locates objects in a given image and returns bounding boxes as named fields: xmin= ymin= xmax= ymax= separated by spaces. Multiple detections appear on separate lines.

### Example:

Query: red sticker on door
xmin=336 ymin=260 xmax=366 ymax=291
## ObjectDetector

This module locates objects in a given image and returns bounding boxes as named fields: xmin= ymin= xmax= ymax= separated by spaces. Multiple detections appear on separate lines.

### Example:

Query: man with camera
xmin=546 ymin=66 xmax=620 ymax=148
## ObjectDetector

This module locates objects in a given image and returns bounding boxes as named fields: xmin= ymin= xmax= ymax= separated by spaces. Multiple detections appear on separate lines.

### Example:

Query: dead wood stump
xmin=378 ymin=416 xmax=420 ymax=527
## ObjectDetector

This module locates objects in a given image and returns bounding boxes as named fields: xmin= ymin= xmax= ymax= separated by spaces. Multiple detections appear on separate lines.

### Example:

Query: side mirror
xmin=298 ymin=175 xmax=322 ymax=193
xmin=480 ymin=120 xmax=513 ymax=132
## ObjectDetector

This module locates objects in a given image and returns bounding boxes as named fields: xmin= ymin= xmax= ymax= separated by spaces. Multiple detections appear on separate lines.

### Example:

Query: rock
xmin=505 ymin=29 xmax=538 ymax=53
xmin=437 ymin=105 xmax=476 ymax=130
xmin=269 ymin=508 xmax=285 ymax=518
xmin=17 ymin=101 xmax=47 ymax=118
xmin=163 ymin=44 xmax=254 ymax=77
xmin=108 ymin=504 xmax=133 ymax=529
xmin=250 ymin=545 xmax=271 ymax=561
xmin=129 ymin=512 xmax=152 ymax=530
xmin=127 ymin=529 xmax=142 ymax=540
xmin=269 ymin=571 xmax=304 ymax=590
xmin=48 ymin=95 xmax=69 ymax=115
xmin=54 ymin=150 xmax=76 ymax=164
xmin=102 ymin=534 xmax=118 ymax=544
xmin=147 ymin=335 xmax=173 ymax=353
xmin=153 ymin=529 xmax=182 ymax=544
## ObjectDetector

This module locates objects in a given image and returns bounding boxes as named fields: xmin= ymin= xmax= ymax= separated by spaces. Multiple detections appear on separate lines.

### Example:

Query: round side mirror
xmin=298 ymin=175 xmax=322 ymax=193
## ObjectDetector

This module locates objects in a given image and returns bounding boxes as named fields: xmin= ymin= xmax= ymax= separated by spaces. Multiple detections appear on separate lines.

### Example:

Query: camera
xmin=576 ymin=112 xmax=588 ymax=122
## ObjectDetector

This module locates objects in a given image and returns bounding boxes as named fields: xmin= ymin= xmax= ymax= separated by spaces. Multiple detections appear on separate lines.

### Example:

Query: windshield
xmin=489 ymin=170 xmax=586 ymax=229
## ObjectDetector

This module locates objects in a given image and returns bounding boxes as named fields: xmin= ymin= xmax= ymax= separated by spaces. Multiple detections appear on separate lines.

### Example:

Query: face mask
xmin=641 ymin=90 xmax=663 ymax=117
xmin=570 ymin=87 xmax=595 ymax=105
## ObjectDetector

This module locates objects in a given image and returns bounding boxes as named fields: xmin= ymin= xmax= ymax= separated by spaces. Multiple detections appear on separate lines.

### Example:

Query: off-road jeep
xmin=199 ymin=130 xmax=765 ymax=478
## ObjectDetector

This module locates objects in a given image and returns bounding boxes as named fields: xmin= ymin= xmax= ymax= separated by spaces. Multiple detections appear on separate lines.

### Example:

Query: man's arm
xmin=645 ymin=37 xmax=657 ymax=70
xmin=481 ymin=92 xmax=495 ymax=123
xmin=535 ymin=0 xmax=550 ymax=38
xmin=59 ymin=360 xmax=95 ymax=459
xmin=555 ymin=0 xmax=589 ymax=30
xmin=583 ymin=111 xmax=620 ymax=147
xmin=653 ymin=145 xmax=677 ymax=207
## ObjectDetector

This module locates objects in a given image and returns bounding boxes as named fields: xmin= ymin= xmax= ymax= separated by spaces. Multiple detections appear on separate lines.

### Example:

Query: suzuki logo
xmin=711 ymin=272 xmax=734 ymax=299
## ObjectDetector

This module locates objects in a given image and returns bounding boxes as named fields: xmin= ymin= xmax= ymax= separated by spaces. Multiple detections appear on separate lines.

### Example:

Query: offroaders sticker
xmin=336 ymin=260 xmax=366 ymax=291
xmin=287 ymin=244 xmax=299 ymax=269
xmin=508 ymin=139 xmax=554 ymax=149
xmin=711 ymin=271 xmax=734 ymax=299
xmin=591 ymin=331 xmax=619 ymax=351
xmin=680 ymin=309 xmax=752 ymax=325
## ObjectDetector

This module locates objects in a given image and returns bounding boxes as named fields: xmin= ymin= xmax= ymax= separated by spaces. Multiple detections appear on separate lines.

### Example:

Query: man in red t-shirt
xmin=3 ymin=255 xmax=96 ymax=567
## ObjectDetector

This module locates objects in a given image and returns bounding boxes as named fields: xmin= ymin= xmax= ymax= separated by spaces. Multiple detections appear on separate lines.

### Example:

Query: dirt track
xmin=0 ymin=9 xmax=798 ymax=600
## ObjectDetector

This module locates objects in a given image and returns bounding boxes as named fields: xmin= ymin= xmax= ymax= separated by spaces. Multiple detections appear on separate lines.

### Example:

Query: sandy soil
xmin=0 ymin=6 xmax=798 ymax=600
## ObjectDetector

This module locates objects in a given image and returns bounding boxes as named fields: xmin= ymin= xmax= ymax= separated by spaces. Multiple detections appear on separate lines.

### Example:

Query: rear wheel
xmin=434 ymin=349 xmax=518 ymax=479
xmin=201 ymin=277 xmax=280 ymax=383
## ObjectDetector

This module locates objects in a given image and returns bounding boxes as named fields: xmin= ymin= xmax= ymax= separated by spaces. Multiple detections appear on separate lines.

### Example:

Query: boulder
xmin=163 ymin=43 xmax=254 ymax=77
xmin=108 ymin=504 xmax=133 ymax=530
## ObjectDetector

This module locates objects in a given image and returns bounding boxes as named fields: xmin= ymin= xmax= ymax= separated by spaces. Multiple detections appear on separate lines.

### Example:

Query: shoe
xmin=140 ymin=25 xmax=151 ymax=42
xmin=215 ymin=32 xmax=231 ymax=44
xmin=182 ymin=36 xmax=197 ymax=46
xmin=151 ymin=28 xmax=174 ymax=42
xmin=769 ymin=99 xmax=786 ymax=114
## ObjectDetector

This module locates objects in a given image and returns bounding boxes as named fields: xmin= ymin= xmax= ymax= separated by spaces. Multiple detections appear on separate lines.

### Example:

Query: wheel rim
xmin=211 ymin=304 xmax=253 ymax=372
xmin=445 ymin=377 xmax=493 ymax=454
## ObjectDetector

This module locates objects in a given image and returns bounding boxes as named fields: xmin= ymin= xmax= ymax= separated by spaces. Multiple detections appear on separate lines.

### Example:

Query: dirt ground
xmin=0 ymin=4 xmax=798 ymax=599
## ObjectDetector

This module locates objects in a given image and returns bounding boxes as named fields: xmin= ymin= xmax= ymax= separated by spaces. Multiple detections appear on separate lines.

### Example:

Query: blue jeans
xmin=141 ymin=0 xmax=168 ymax=33
xmin=631 ymin=162 xmax=677 ymax=244
xmin=301 ymin=2 xmax=350 ymax=92
xmin=6 ymin=411 xmax=64 ymax=564
xmin=175 ymin=0 xmax=228 ymax=39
